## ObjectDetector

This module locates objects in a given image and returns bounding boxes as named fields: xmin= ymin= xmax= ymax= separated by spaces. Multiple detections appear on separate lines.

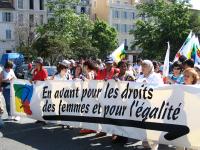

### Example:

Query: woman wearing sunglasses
xmin=166 ymin=61 xmax=184 ymax=84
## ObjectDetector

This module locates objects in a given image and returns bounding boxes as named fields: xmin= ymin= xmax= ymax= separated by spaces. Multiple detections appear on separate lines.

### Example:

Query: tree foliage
xmin=91 ymin=19 xmax=118 ymax=58
xmin=25 ymin=0 xmax=118 ymax=63
xmin=131 ymin=0 xmax=200 ymax=60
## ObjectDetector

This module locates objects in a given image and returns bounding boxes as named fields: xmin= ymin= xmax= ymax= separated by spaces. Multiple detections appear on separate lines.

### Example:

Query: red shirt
xmin=95 ymin=68 xmax=120 ymax=80
xmin=32 ymin=68 xmax=48 ymax=81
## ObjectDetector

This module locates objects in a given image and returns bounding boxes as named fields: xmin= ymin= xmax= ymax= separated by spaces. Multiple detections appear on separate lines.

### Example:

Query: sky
xmin=190 ymin=0 xmax=200 ymax=10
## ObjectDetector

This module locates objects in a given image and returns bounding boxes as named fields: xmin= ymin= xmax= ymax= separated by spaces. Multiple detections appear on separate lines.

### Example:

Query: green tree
xmin=32 ymin=0 xmax=97 ymax=62
xmin=91 ymin=19 xmax=118 ymax=59
xmin=131 ymin=0 xmax=200 ymax=60
xmin=32 ymin=0 xmax=118 ymax=62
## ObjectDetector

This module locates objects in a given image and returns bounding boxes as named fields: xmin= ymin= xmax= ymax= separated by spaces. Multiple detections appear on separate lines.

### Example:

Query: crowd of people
xmin=0 ymin=55 xmax=200 ymax=150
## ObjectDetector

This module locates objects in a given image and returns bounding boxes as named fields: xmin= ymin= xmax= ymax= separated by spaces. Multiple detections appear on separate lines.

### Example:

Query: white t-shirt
xmin=2 ymin=69 xmax=16 ymax=82
xmin=2 ymin=69 xmax=16 ymax=89
xmin=53 ymin=73 xmax=71 ymax=81
xmin=136 ymin=72 xmax=163 ymax=85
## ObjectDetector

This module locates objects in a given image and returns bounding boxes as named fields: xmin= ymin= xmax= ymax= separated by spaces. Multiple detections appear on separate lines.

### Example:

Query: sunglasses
xmin=173 ymin=67 xmax=181 ymax=70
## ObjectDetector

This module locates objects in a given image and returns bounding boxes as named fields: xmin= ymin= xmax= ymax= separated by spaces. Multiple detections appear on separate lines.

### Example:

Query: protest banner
xmin=11 ymin=79 xmax=200 ymax=149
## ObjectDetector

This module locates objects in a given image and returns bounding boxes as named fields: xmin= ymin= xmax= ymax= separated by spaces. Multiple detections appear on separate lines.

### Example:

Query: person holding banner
xmin=79 ymin=60 xmax=97 ymax=134
xmin=0 ymin=93 xmax=4 ymax=128
xmin=136 ymin=60 xmax=163 ymax=150
xmin=82 ymin=60 xmax=96 ymax=80
xmin=0 ymin=61 xmax=20 ymax=121
xmin=31 ymin=57 xmax=48 ymax=124
xmin=73 ymin=64 xmax=84 ymax=80
xmin=136 ymin=60 xmax=163 ymax=85
xmin=52 ymin=60 xmax=72 ymax=80
xmin=194 ymin=65 xmax=200 ymax=84
xmin=183 ymin=68 xmax=199 ymax=85
xmin=176 ymin=68 xmax=199 ymax=150
xmin=31 ymin=57 xmax=48 ymax=83
xmin=112 ymin=60 xmax=135 ymax=144
xmin=166 ymin=61 xmax=184 ymax=84
xmin=95 ymin=56 xmax=120 ymax=80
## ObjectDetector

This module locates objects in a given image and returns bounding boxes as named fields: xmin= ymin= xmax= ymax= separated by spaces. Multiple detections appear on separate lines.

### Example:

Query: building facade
xmin=0 ymin=0 xmax=47 ymax=54
xmin=91 ymin=0 xmax=136 ymax=49
xmin=47 ymin=0 xmax=91 ymax=19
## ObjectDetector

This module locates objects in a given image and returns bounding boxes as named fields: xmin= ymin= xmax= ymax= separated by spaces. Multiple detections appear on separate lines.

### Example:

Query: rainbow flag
xmin=110 ymin=43 xmax=126 ymax=63
xmin=174 ymin=31 xmax=193 ymax=62
xmin=192 ymin=37 xmax=200 ymax=65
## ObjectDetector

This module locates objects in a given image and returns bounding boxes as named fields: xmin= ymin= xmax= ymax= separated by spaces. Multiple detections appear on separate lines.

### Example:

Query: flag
xmin=163 ymin=42 xmax=170 ymax=77
xmin=174 ymin=35 xmax=196 ymax=61
xmin=192 ymin=37 xmax=200 ymax=65
xmin=174 ymin=31 xmax=193 ymax=61
xmin=110 ymin=43 xmax=126 ymax=63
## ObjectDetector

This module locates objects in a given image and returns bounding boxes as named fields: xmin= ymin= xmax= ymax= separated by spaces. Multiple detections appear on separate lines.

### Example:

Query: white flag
xmin=163 ymin=42 xmax=170 ymax=77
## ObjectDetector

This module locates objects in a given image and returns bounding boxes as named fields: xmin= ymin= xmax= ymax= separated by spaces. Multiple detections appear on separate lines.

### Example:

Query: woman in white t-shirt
xmin=52 ymin=60 xmax=72 ymax=81
xmin=1 ymin=61 xmax=16 ymax=118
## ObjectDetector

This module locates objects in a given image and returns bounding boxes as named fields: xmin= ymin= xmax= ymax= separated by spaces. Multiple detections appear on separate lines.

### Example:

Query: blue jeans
xmin=3 ymin=88 xmax=11 ymax=116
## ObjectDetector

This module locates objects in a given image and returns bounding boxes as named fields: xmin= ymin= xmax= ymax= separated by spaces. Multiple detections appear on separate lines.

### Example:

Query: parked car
xmin=15 ymin=64 xmax=29 ymax=79
xmin=44 ymin=66 xmax=57 ymax=79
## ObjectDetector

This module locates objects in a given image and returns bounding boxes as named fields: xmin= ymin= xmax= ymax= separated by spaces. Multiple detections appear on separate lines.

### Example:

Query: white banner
xmin=11 ymin=79 xmax=200 ymax=149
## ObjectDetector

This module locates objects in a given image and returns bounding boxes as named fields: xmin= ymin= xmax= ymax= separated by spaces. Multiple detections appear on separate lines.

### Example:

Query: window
xmin=94 ymin=1 xmax=96 ymax=8
xmin=39 ymin=0 xmax=44 ymax=10
xmin=130 ymin=12 xmax=135 ymax=19
xmin=113 ymin=24 xmax=120 ymax=32
xmin=112 ymin=10 xmax=119 ymax=18
xmin=30 ymin=0 xmax=34 ymax=9
xmin=6 ymin=30 xmax=12 ymax=40
xmin=18 ymin=0 xmax=23 ymax=9
xmin=18 ymin=14 xmax=23 ymax=25
xmin=2 ymin=12 xmax=12 ymax=22
xmin=121 ymin=24 xmax=127 ymax=33
xmin=129 ymin=25 xmax=134 ymax=31
xmin=40 ymin=15 xmax=43 ymax=25
xmin=81 ymin=7 xmax=86 ymax=14
xmin=29 ymin=14 xmax=34 ymax=27
xmin=122 ymin=11 xmax=127 ymax=19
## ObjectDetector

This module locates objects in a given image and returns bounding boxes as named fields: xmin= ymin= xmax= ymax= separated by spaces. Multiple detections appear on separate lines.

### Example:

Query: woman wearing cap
xmin=95 ymin=56 xmax=120 ymax=80
xmin=32 ymin=57 xmax=48 ymax=83
xmin=52 ymin=60 xmax=72 ymax=80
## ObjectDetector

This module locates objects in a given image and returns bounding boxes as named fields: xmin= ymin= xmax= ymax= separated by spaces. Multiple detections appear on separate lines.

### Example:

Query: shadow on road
xmin=0 ymin=121 xmax=145 ymax=150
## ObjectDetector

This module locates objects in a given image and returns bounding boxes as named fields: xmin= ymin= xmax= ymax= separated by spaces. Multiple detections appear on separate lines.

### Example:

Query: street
xmin=0 ymin=93 xmax=175 ymax=150
xmin=0 ymin=117 xmax=176 ymax=150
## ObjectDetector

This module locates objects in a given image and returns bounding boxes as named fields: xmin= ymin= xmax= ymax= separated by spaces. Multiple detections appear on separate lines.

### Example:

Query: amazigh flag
xmin=110 ymin=43 xmax=126 ymax=63
xmin=174 ymin=35 xmax=196 ymax=61
xmin=192 ymin=37 xmax=200 ymax=65
xmin=174 ymin=31 xmax=193 ymax=61
xmin=163 ymin=42 xmax=170 ymax=77
xmin=14 ymin=84 xmax=33 ymax=115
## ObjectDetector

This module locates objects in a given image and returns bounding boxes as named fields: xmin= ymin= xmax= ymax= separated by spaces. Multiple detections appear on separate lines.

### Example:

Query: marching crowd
xmin=0 ymin=55 xmax=200 ymax=150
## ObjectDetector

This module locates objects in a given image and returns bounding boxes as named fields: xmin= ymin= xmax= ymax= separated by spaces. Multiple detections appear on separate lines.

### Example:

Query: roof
xmin=0 ymin=1 xmax=14 ymax=9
